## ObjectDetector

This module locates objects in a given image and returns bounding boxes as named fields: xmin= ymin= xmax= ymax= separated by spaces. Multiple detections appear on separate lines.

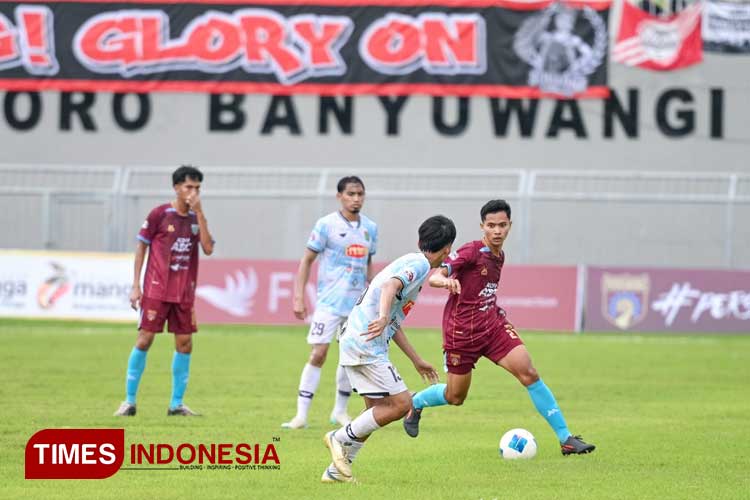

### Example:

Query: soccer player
xmin=282 ymin=176 xmax=378 ymax=429
xmin=403 ymin=200 xmax=595 ymax=456
xmin=114 ymin=165 xmax=214 ymax=417
xmin=321 ymin=215 xmax=455 ymax=483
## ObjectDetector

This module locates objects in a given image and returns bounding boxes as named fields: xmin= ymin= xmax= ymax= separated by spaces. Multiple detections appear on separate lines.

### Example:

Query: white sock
xmin=334 ymin=407 xmax=380 ymax=443
xmin=332 ymin=365 xmax=351 ymax=415
xmin=325 ymin=440 xmax=364 ymax=478
xmin=295 ymin=363 xmax=321 ymax=421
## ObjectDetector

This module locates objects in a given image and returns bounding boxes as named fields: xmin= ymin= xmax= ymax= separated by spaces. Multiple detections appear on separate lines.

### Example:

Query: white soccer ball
xmin=499 ymin=428 xmax=537 ymax=460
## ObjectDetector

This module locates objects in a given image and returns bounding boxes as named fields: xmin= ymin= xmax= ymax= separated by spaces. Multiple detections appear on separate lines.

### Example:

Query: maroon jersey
xmin=137 ymin=203 xmax=200 ymax=304
xmin=442 ymin=240 xmax=505 ymax=351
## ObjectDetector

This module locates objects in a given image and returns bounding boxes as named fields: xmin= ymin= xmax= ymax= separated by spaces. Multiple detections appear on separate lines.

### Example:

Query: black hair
xmin=480 ymin=199 xmax=511 ymax=222
xmin=173 ymin=165 xmax=203 ymax=185
xmin=337 ymin=176 xmax=365 ymax=193
xmin=418 ymin=215 xmax=456 ymax=253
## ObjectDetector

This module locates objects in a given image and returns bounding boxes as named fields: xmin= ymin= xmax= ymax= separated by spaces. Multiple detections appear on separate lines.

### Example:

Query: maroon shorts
xmin=443 ymin=321 xmax=524 ymax=375
xmin=138 ymin=297 xmax=197 ymax=334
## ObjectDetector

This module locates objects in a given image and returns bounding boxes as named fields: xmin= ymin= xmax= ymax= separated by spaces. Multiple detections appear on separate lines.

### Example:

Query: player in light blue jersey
xmin=321 ymin=215 xmax=456 ymax=483
xmin=282 ymin=177 xmax=379 ymax=430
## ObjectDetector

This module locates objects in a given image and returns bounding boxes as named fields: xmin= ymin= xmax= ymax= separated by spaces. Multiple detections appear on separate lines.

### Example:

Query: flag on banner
xmin=613 ymin=1 xmax=702 ymax=70
xmin=703 ymin=0 xmax=750 ymax=53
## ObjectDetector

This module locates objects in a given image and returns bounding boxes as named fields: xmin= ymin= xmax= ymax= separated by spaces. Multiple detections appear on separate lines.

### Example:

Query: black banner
xmin=0 ymin=0 xmax=610 ymax=97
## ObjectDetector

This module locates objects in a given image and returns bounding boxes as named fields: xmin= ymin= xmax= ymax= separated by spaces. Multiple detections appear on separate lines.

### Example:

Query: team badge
xmin=146 ymin=309 xmax=157 ymax=321
xmin=481 ymin=267 xmax=488 ymax=276
xmin=404 ymin=270 xmax=415 ymax=282
xmin=363 ymin=229 xmax=370 ymax=241
xmin=449 ymin=353 xmax=461 ymax=366
xmin=167 ymin=224 xmax=175 ymax=233
xmin=601 ymin=273 xmax=650 ymax=330
xmin=191 ymin=224 xmax=199 ymax=235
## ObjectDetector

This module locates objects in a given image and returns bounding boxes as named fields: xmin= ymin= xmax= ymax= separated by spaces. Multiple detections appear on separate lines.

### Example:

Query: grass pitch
xmin=1 ymin=319 xmax=748 ymax=500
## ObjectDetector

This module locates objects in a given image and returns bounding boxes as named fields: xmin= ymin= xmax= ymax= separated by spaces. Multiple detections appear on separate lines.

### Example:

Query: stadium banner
xmin=0 ymin=250 xmax=134 ymax=320
xmin=702 ymin=0 xmax=750 ymax=54
xmin=584 ymin=266 xmax=750 ymax=333
xmin=195 ymin=259 xmax=579 ymax=331
xmin=612 ymin=1 xmax=702 ymax=70
xmin=0 ymin=0 xmax=611 ymax=98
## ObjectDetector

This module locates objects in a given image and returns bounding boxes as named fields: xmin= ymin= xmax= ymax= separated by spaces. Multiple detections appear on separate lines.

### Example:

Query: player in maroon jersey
xmin=403 ymin=200 xmax=594 ymax=455
xmin=114 ymin=166 xmax=215 ymax=417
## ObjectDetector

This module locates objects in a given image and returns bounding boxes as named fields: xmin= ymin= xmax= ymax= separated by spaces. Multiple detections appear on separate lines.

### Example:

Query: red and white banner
xmin=612 ymin=1 xmax=702 ymax=70
xmin=194 ymin=259 xmax=579 ymax=332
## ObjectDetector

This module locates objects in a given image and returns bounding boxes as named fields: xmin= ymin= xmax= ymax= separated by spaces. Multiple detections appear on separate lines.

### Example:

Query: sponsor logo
xmin=171 ymin=238 xmax=192 ymax=253
xmin=345 ymin=244 xmax=367 ymax=258
xmin=141 ymin=220 xmax=148 ymax=229
xmin=37 ymin=262 xmax=71 ymax=309
xmin=601 ymin=273 xmax=650 ymax=330
xmin=513 ymin=3 xmax=607 ymax=96
xmin=339 ymin=232 xmax=347 ymax=238
xmin=401 ymin=300 xmax=415 ymax=316
xmin=167 ymin=224 xmax=175 ymax=233
xmin=191 ymin=224 xmax=199 ymax=235
xmin=195 ymin=268 xmax=259 ymax=317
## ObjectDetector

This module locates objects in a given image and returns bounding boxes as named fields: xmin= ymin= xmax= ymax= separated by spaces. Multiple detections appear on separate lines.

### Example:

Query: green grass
xmin=1 ymin=319 xmax=749 ymax=500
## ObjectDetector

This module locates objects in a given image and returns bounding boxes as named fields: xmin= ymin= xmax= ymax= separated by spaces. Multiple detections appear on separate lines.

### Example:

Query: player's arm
xmin=362 ymin=277 xmax=402 ymax=341
xmin=429 ymin=267 xmax=461 ymax=294
xmin=187 ymin=193 xmax=214 ymax=255
xmin=293 ymin=248 xmax=318 ymax=320
xmin=129 ymin=241 xmax=148 ymax=310
xmin=392 ymin=328 xmax=439 ymax=384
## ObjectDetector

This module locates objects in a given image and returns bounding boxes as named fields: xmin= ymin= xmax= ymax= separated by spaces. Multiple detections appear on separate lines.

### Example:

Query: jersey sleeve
xmin=369 ymin=223 xmax=378 ymax=256
xmin=306 ymin=218 xmax=328 ymax=253
xmin=442 ymin=242 xmax=477 ymax=276
xmin=137 ymin=206 xmax=162 ymax=245
xmin=391 ymin=255 xmax=430 ymax=290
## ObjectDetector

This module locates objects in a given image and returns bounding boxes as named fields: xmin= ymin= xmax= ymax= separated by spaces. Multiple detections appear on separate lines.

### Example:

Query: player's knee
xmin=394 ymin=397 xmax=412 ymax=418
xmin=519 ymin=367 xmax=539 ymax=387
xmin=446 ymin=391 xmax=466 ymax=406
xmin=135 ymin=331 xmax=155 ymax=350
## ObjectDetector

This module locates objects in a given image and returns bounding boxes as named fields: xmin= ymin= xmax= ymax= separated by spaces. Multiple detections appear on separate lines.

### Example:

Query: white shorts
xmin=306 ymin=309 xmax=347 ymax=345
xmin=344 ymin=362 xmax=408 ymax=398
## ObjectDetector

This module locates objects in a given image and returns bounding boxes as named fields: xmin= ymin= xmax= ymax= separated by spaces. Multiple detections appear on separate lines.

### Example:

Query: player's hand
xmin=362 ymin=316 xmax=388 ymax=341
xmin=414 ymin=358 xmax=439 ymax=384
xmin=186 ymin=193 xmax=202 ymax=214
xmin=129 ymin=286 xmax=142 ymax=311
xmin=443 ymin=278 xmax=461 ymax=295
xmin=293 ymin=296 xmax=307 ymax=320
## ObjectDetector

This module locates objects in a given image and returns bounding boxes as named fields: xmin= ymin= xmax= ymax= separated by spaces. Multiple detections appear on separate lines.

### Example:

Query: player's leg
xmin=114 ymin=298 xmax=164 ymax=416
xmin=167 ymin=303 xmax=200 ymax=416
xmin=330 ymin=318 xmax=352 ymax=426
xmin=324 ymin=363 xmax=409 ymax=478
xmin=495 ymin=338 xmax=594 ymax=455
xmin=403 ymin=351 xmax=476 ymax=437
xmin=283 ymin=309 xmax=340 ymax=429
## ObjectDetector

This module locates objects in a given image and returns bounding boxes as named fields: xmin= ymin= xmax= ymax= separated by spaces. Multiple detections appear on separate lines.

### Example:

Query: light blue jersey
xmin=339 ymin=252 xmax=431 ymax=366
xmin=307 ymin=211 xmax=378 ymax=317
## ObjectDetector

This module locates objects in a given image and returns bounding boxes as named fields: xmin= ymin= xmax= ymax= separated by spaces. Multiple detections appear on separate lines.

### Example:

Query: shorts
xmin=444 ymin=321 xmax=524 ymax=375
xmin=344 ymin=362 xmax=408 ymax=398
xmin=306 ymin=309 xmax=347 ymax=345
xmin=139 ymin=297 xmax=197 ymax=334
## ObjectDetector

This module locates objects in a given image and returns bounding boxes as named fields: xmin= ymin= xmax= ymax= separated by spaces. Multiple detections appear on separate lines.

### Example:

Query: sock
xmin=295 ymin=363 xmax=322 ymax=421
xmin=125 ymin=347 xmax=148 ymax=404
xmin=413 ymin=383 xmax=448 ymax=410
xmin=332 ymin=365 xmax=351 ymax=416
xmin=527 ymin=379 xmax=571 ymax=443
xmin=334 ymin=408 xmax=380 ymax=443
xmin=325 ymin=440 xmax=364 ymax=479
xmin=169 ymin=352 xmax=191 ymax=409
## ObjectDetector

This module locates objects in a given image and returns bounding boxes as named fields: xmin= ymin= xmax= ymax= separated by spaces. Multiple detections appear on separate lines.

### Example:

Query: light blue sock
xmin=412 ymin=383 xmax=448 ymax=410
xmin=170 ymin=352 xmax=191 ymax=409
xmin=527 ymin=379 xmax=571 ymax=443
xmin=125 ymin=347 xmax=148 ymax=404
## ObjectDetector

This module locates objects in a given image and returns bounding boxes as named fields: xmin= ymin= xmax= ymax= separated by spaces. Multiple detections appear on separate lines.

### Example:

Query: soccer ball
xmin=499 ymin=428 xmax=537 ymax=459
